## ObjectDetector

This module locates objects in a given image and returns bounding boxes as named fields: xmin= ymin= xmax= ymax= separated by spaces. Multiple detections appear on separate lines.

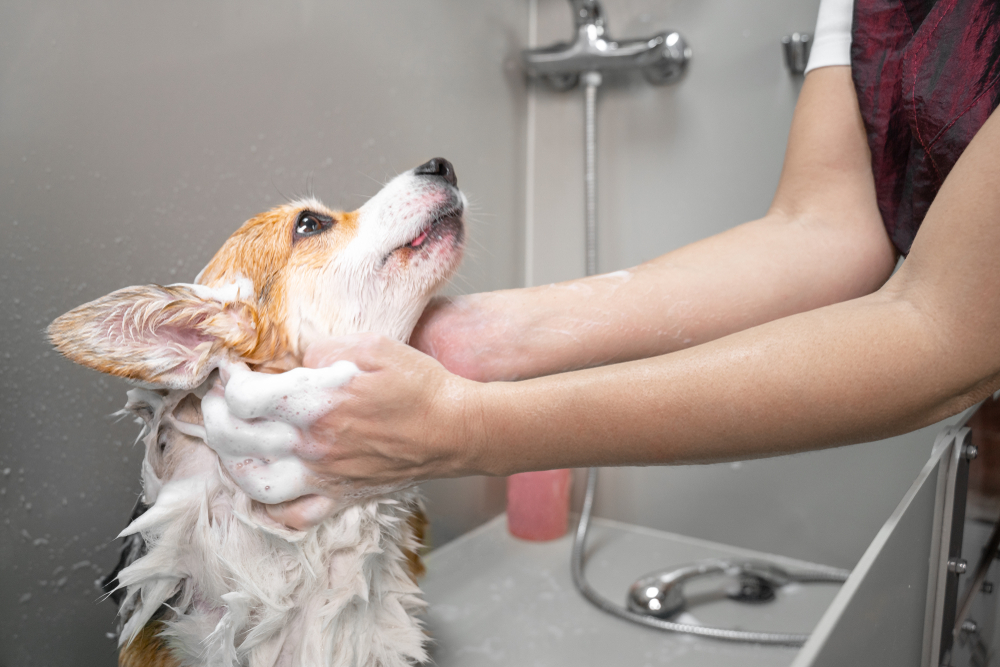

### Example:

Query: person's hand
xmin=409 ymin=295 xmax=502 ymax=381
xmin=260 ymin=333 xmax=486 ymax=529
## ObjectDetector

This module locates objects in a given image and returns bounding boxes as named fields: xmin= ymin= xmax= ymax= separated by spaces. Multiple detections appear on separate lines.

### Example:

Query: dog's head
xmin=48 ymin=158 xmax=465 ymax=389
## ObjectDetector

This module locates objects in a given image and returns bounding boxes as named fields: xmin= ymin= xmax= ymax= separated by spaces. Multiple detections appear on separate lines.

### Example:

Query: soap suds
xmin=201 ymin=360 xmax=361 ymax=505
xmin=601 ymin=269 xmax=632 ymax=281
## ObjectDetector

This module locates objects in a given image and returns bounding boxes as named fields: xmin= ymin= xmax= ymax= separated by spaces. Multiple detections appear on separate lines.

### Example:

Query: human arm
xmin=467 ymin=91 xmax=1000 ymax=470
xmin=295 ymin=70 xmax=1000 ymax=489
xmin=411 ymin=66 xmax=897 ymax=382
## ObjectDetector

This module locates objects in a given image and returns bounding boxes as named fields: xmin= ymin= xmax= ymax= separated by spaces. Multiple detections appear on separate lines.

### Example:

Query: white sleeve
xmin=803 ymin=0 xmax=854 ymax=74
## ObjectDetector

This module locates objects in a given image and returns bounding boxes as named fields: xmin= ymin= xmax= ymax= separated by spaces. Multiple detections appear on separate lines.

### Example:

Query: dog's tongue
xmin=410 ymin=229 xmax=429 ymax=248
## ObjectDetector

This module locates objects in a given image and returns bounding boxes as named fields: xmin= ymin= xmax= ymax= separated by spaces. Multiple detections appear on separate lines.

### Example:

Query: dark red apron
xmin=851 ymin=0 xmax=1000 ymax=254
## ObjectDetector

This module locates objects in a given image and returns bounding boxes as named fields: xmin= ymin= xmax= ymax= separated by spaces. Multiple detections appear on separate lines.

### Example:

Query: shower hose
xmin=571 ymin=73 xmax=847 ymax=647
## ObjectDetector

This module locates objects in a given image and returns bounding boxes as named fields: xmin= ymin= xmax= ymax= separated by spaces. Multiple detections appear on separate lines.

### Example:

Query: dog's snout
xmin=414 ymin=157 xmax=457 ymax=187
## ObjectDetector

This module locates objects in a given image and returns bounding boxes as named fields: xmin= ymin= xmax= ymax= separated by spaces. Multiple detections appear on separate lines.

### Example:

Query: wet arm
xmin=412 ymin=67 xmax=897 ymax=382
xmin=461 ymin=96 xmax=1000 ymax=474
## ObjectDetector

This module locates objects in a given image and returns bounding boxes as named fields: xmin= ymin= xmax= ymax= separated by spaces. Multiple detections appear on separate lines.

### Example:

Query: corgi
xmin=47 ymin=158 xmax=466 ymax=667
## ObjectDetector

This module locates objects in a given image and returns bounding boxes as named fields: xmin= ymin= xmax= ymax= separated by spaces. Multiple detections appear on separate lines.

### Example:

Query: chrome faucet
xmin=522 ymin=0 xmax=691 ymax=90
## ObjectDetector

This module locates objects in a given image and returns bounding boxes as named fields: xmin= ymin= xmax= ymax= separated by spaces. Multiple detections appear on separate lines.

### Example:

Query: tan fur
xmin=119 ymin=622 xmax=180 ymax=667
xmin=197 ymin=204 xmax=360 ymax=372
xmin=48 ymin=202 xmax=363 ymax=385
xmin=404 ymin=507 xmax=429 ymax=581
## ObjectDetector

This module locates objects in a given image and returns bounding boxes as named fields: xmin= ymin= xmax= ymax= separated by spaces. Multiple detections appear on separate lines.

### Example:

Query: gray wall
xmin=0 ymin=3 xmax=523 ymax=665
xmin=0 ymin=1 xmax=949 ymax=666
xmin=528 ymin=0 xmax=809 ymax=285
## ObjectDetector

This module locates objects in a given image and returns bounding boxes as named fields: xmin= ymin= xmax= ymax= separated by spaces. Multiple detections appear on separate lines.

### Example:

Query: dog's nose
xmin=414 ymin=157 xmax=458 ymax=187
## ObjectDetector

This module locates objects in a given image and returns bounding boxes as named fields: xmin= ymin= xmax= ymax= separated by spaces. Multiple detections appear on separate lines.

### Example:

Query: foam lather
xmin=201 ymin=360 xmax=361 ymax=505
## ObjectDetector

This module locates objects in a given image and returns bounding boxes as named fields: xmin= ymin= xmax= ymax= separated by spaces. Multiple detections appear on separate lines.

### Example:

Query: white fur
xmin=282 ymin=173 xmax=467 ymax=355
xmin=115 ymin=381 xmax=428 ymax=667
xmin=182 ymin=274 xmax=256 ymax=304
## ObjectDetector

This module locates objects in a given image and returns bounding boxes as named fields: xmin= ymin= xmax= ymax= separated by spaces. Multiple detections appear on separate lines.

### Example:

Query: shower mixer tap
xmin=522 ymin=0 xmax=691 ymax=89
xmin=521 ymin=0 xmax=691 ymax=277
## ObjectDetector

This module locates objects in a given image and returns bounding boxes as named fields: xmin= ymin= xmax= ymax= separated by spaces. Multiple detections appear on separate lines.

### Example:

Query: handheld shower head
xmin=522 ymin=0 xmax=690 ymax=90
xmin=627 ymin=559 xmax=850 ymax=619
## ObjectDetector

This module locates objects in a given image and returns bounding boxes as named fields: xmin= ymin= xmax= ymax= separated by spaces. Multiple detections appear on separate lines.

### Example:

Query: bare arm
xmin=412 ymin=67 xmax=897 ymax=382
xmin=262 ymin=65 xmax=1000 ymax=524
xmin=460 ymin=85 xmax=1000 ymax=474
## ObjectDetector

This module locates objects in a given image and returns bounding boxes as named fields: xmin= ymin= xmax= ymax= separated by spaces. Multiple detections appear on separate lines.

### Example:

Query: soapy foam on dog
xmin=200 ymin=360 xmax=361 ymax=505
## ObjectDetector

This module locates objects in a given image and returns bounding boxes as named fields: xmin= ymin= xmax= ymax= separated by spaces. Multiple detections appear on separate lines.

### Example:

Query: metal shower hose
xmin=571 ymin=73 xmax=841 ymax=647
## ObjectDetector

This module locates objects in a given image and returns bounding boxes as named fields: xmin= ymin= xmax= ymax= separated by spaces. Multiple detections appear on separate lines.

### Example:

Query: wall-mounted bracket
xmin=782 ymin=33 xmax=812 ymax=76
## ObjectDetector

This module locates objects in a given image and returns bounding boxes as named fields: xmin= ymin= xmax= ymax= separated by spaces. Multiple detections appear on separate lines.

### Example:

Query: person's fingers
xmin=265 ymin=494 xmax=340 ymax=531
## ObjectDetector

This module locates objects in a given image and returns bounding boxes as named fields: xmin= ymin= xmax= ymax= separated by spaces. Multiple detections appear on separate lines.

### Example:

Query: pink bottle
xmin=507 ymin=469 xmax=572 ymax=541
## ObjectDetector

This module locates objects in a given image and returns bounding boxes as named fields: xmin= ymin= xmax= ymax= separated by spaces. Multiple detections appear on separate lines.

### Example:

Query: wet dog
xmin=48 ymin=158 xmax=465 ymax=667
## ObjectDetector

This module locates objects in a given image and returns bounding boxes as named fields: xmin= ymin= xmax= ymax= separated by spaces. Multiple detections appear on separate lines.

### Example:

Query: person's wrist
xmin=439 ymin=376 xmax=499 ymax=477
xmin=412 ymin=295 xmax=488 ymax=381
xmin=458 ymin=291 xmax=531 ymax=382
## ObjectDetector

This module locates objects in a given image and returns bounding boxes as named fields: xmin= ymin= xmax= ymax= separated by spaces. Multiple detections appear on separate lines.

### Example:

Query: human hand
xmin=200 ymin=359 xmax=367 ymax=528
xmin=410 ymin=293 xmax=551 ymax=382
xmin=410 ymin=282 xmax=647 ymax=383
xmin=204 ymin=334 xmax=485 ymax=530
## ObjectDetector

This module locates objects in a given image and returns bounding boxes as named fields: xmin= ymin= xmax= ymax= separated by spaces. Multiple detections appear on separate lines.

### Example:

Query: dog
xmin=47 ymin=157 xmax=466 ymax=667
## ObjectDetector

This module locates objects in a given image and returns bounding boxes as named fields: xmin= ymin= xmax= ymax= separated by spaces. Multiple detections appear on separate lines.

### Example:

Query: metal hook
xmin=782 ymin=33 xmax=812 ymax=76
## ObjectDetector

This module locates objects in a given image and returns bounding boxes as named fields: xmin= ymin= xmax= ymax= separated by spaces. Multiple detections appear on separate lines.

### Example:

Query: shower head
xmin=523 ymin=0 xmax=690 ymax=90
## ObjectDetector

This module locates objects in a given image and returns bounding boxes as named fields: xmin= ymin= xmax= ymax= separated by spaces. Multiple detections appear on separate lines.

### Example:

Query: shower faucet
xmin=522 ymin=0 xmax=691 ymax=90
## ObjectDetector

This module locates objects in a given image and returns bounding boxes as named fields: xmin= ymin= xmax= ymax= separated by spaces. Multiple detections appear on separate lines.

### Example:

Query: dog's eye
xmin=294 ymin=211 xmax=335 ymax=239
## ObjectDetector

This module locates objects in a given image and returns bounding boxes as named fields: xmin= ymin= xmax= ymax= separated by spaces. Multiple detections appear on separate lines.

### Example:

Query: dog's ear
xmin=48 ymin=284 xmax=260 ymax=390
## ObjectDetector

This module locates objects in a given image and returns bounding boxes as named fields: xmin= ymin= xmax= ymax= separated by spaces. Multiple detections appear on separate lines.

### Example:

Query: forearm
xmin=449 ymin=98 xmax=1000 ymax=478
xmin=425 ymin=211 xmax=894 ymax=382
xmin=414 ymin=68 xmax=896 ymax=382
xmin=465 ymin=287 xmax=990 ymax=476
xmin=264 ymin=73 xmax=1000 ymax=499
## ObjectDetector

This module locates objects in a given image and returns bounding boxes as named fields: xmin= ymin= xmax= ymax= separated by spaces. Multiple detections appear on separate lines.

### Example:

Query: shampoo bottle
xmin=507 ymin=469 xmax=572 ymax=541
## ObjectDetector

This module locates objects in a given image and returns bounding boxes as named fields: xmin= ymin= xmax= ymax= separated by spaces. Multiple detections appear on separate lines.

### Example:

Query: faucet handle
xmin=641 ymin=32 xmax=691 ymax=85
